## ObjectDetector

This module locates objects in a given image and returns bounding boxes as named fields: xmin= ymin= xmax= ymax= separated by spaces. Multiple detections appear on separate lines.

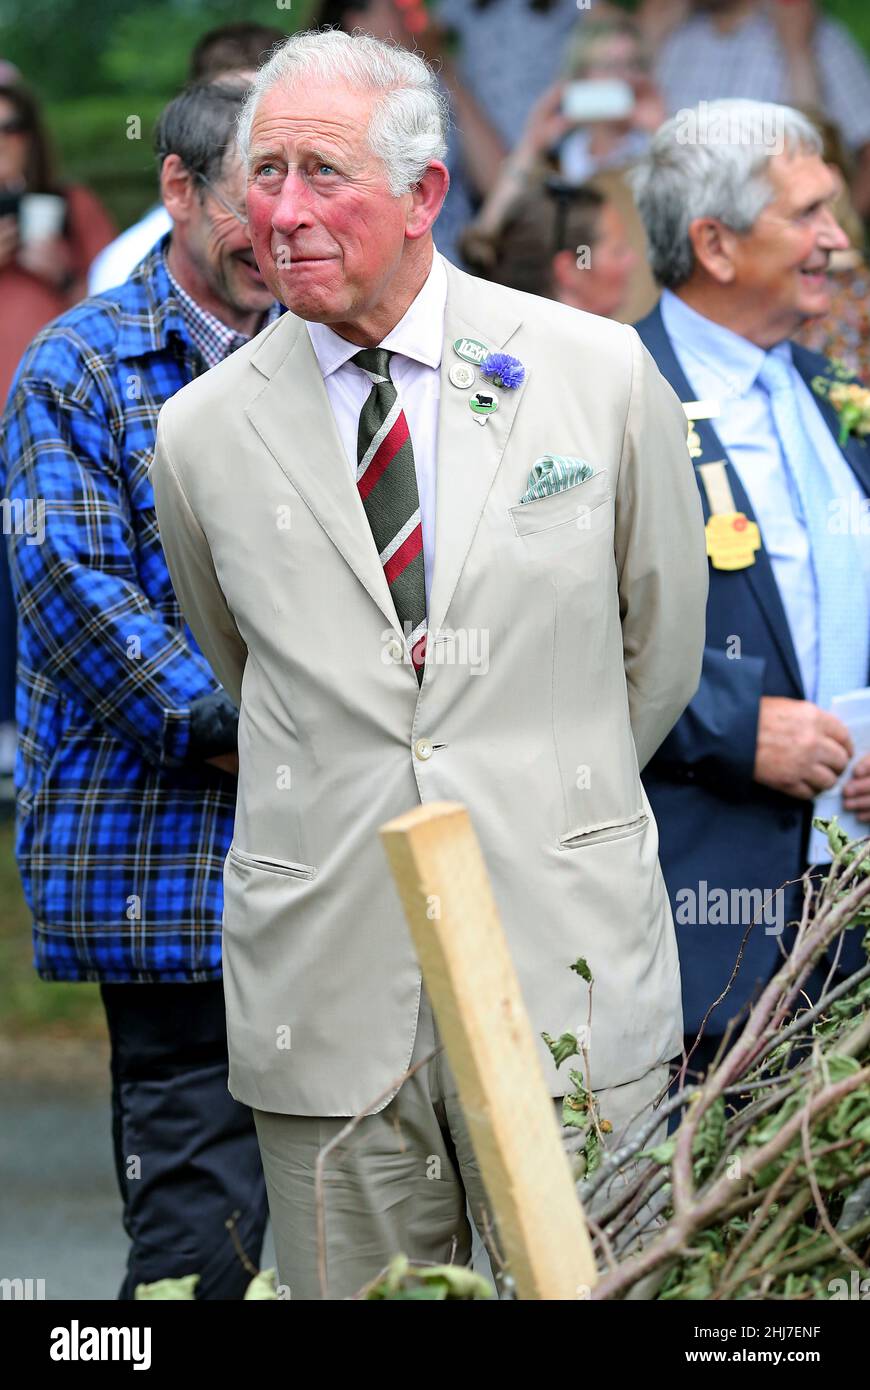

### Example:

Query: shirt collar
xmin=660 ymin=287 xmax=794 ymax=398
xmin=305 ymin=250 xmax=448 ymax=379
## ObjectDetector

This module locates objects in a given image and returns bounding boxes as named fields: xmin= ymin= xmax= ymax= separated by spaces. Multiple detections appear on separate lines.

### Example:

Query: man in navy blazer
xmin=630 ymin=99 xmax=870 ymax=1064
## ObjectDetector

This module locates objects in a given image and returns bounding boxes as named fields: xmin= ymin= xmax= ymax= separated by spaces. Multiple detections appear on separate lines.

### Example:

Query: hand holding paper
xmin=810 ymin=688 xmax=870 ymax=863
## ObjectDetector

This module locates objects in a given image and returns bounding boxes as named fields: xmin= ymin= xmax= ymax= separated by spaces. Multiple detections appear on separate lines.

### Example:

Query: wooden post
xmin=380 ymin=800 xmax=597 ymax=1300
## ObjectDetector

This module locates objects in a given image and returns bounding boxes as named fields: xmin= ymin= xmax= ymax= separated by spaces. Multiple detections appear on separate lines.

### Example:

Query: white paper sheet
xmin=810 ymin=686 xmax=870 ymax=863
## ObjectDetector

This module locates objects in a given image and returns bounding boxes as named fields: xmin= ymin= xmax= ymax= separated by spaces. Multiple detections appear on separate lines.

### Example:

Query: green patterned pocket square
xmin=519 ymin=455 xmax=595 ymax=504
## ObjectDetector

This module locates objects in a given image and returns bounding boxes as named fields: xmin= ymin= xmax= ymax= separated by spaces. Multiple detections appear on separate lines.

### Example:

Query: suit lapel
xmin=427 ymin=259 xmax=524 ymax=639
xmin=791 ymin=343 xmax=870 ymax=496
xmin=636 ymin=306 xmax=805 ymax=696
xmin=245 ymin=313 xmax=401 ymax=635
xmin=245 ymin=262 xmax=526 ymax=645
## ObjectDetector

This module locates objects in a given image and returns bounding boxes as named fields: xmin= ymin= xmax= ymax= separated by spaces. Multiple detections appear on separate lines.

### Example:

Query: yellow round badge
xmin=705 ymin=512 xmax=762 ymax=570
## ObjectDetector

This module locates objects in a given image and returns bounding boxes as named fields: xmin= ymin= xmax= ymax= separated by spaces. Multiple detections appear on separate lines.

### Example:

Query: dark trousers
xmin=100 ymin=980 xmax=269 ymax=1300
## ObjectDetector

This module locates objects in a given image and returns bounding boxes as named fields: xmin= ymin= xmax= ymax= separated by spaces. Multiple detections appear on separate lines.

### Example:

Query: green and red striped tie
xmin=353 ymin=348 xmax=427 ymax=682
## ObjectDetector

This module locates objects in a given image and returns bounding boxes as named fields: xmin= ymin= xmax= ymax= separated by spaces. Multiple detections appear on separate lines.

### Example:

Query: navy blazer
xmin=636 ymin=303 xmax=870 ymax=1036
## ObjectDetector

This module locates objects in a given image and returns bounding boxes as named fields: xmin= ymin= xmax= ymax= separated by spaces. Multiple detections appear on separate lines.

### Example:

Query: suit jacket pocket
xmin=558 ymin=812 xmax=648 ymax=850
xmin=228 ymin=844 xmax=317 ymax=880
xmin=510 ymin=468 xmax=612 ymax=539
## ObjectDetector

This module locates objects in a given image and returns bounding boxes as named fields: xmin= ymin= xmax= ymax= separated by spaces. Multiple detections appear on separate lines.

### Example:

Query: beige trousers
xmin=253 ymin=988 xmax=670 ymax=1300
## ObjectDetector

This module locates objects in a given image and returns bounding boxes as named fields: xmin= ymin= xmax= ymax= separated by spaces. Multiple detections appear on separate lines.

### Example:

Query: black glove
xmin=186 ymin=689 xmax=239 ymax=762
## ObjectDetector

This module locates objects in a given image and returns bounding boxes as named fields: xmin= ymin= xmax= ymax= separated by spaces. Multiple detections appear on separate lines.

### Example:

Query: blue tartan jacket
xmin=0 ymin=239 xmax=244 ymax=982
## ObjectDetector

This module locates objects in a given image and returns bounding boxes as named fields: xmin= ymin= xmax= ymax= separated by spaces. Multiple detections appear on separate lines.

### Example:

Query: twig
xmin=585 ymin=1212 xmax=618 ymax=1273
xmin=715 ymin=1157 xmax=800 ymax=1292
xmin=592 ymin=1062 xmax=870 ymax=1300
xmin=799 ymin=1073 xmax=865 ymax=1274
xmin=753 ymin=1213 xmax=870 ymax=1282
xmin=749 ymin=961 xmax=870 ymax=1070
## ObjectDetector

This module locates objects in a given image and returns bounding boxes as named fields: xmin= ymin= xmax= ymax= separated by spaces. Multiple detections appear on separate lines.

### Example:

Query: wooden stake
xmin=380 ymin=800 xmax=598 ymax=1300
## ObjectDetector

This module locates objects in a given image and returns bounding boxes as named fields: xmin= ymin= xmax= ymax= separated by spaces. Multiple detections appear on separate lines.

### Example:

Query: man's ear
xmin=405 ymin=161 xmax=450 ymax=241
xmin=160 ymin=154 xmax=197 ymax=226
xmin=687 ymin=216 xmax=739 ymax=285
xmin=551 ymin=247 xmax=583 ymax=300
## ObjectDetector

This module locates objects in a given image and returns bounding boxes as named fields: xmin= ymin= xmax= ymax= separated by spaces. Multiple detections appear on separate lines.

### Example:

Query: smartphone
xmin=0 ymin=190 xmax=21 ymax=221
xmin=562 ymin=80 xmax=634 ymax=124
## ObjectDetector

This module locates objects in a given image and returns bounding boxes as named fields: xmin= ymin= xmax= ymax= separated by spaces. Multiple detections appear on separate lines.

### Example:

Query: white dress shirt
xmin=661 ymin=288 xmax=870 ymax=702
xmin=305 ymin=252 xmax=447 ymax=613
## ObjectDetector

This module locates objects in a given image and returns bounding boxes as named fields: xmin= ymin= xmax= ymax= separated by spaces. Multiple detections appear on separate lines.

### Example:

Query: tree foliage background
xmin=0 ymin=0 xmax=316 ymax=225
xmin=0 ymin=0 xmax=869 ymax=229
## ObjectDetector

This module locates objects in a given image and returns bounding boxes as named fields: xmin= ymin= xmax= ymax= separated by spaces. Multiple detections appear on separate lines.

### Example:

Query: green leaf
xmin=824 ymin=1054 xmax=861 ymax=1084
xmin=584 ymin=1127 xmax=602 ymax=1177
xmin=570 ymin=957 xmax=594 ymax=984
xmin=541 ymin=1030 xmax=580 ymax=1068
xmin=416 ymin=1265 xmax=494 ymax=1299
xmin=813 ymin=815 xmax=849 ymax=856
xmin=134 ymin=1274 xmax=199 ymax=1300
xmin=244 ymin=1269 xmax=280 ymax=1300
xmin=365 ymin=1257 xmax=493 ymax=1300
xmin=562 ymin=1094 xmax=588 ymax=1129
xmin=567 ymin=1068 xmax=589 ymax=1100
xmin=381 ymin=1285 xmax=447 ymax=1300
xmin=640 ymin=1138 xmax=676 ymax=1166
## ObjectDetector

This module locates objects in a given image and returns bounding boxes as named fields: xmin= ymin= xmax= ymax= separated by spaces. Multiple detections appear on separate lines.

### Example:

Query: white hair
xmin=236 ymin=28 xmax=448 ymax=196
xmin=629 ymin=99 xmax=823 ymax=289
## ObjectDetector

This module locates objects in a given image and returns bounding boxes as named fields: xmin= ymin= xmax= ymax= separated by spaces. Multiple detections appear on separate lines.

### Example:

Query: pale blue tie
xmin=757 ymin=351 xmax=869 ymax=711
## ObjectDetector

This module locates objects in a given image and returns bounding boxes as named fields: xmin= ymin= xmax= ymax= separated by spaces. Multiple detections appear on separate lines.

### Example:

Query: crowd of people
xmin=1 ymin=1 xmax=869 ymax=1299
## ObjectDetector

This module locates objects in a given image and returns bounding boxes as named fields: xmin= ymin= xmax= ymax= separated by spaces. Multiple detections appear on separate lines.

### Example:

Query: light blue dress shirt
xmin=660 ymin=289 xmax=870 ymax=703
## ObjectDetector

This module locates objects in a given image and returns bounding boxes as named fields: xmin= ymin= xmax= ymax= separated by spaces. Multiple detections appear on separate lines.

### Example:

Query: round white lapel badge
xmin=449 ymin=362 xmax=475 ymax=389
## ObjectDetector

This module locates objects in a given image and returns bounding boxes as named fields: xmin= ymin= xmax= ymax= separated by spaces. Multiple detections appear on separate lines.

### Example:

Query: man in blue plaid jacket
xmin=0 ymin=81 xmax=280 ymax=1298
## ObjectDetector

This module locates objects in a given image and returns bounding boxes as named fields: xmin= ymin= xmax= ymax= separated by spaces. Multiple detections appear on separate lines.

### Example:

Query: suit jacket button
xmin=414 ymin=738 xmax=434 ymax=761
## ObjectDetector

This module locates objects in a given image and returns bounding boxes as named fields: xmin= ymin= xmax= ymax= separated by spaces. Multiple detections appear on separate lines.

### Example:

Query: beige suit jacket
xmin=150 ymin=255 xmax=708 ymax=1116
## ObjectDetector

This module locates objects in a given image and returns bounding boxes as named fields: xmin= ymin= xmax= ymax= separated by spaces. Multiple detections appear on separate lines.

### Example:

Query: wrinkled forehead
xmin=762 ymin=149 xmax=839 ymax=214
xmin=246 ymin=79 xmax=380 ymax=163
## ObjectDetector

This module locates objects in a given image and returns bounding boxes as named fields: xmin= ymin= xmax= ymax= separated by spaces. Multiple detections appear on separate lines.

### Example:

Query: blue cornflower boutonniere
xmin=480 ymin=352 xmax=525 ymax=390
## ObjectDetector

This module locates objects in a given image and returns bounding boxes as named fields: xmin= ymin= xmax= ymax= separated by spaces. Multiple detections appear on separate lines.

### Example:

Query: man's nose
xmin=270 ymin=171 xmax=314 ymax=235
xmin=818 ymin=205 xmax=850 ymax=252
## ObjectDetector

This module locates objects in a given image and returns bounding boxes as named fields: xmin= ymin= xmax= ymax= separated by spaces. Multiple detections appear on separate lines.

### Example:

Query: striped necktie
xmin=353 ymin=348 xmax=427 ymax=682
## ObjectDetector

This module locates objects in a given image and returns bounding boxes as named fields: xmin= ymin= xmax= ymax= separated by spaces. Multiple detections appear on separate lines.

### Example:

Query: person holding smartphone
xmin=460 ymin=13 xmax=661 ymax=320
xmin=0 ymin=82 xmax=116 ymax=406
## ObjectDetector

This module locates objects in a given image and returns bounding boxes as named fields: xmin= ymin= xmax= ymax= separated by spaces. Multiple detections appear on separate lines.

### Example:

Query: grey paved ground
xmin=0 ymin=1043 xmax=276 ymax=1301
xmin=0 ymin=1071 xmax=129 ymax=1299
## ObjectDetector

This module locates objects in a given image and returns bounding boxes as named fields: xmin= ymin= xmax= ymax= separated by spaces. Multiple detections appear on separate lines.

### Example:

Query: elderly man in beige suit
xmin=150 ymin=29 xmax=707 ymax=1299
